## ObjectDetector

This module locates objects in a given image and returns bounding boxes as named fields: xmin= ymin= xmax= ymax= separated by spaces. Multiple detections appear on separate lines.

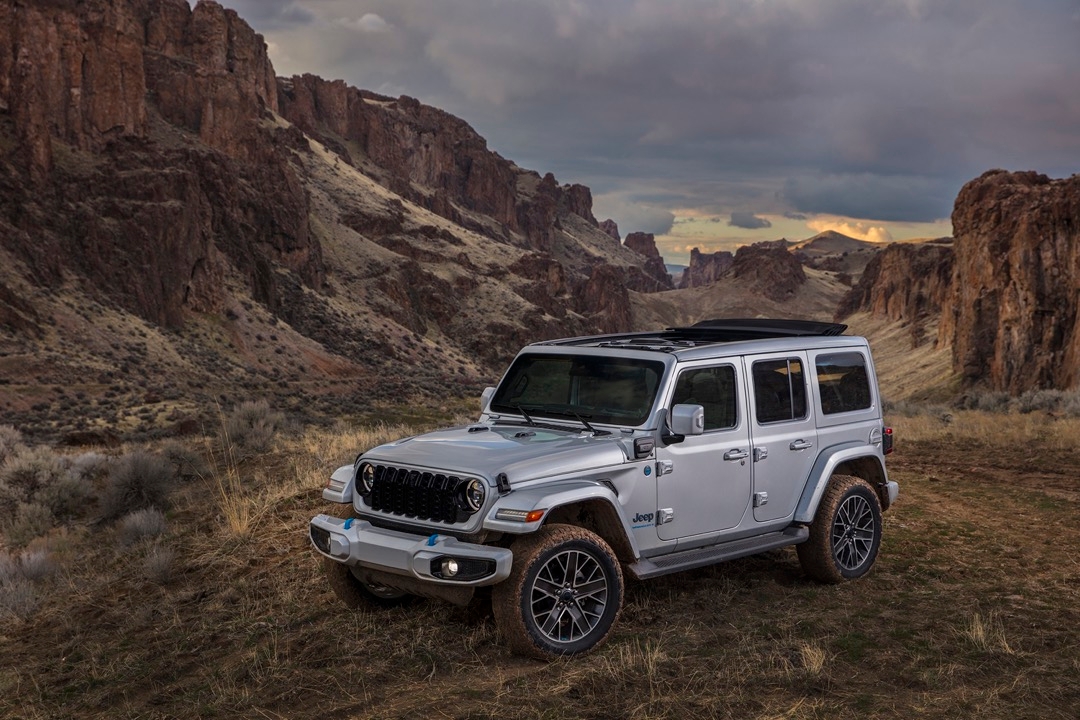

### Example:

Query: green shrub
xmin=101 ymin=452 xmax=173 ymax=520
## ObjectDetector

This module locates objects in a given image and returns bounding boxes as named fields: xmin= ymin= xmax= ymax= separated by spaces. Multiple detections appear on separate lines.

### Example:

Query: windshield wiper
xmin=571 ymin=412 xmax=610 ymax=437
xmin=512 ymin=404 xmax=536 ymax=426
xmin=519 ymin=404 xmax=610 ymax=436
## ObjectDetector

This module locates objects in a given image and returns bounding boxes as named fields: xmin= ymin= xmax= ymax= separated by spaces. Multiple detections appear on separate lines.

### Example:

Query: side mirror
xmin=480 ymin=386 xmax=496 ymax=413
xmin=671 ymin=404 xmax=705 ymax=436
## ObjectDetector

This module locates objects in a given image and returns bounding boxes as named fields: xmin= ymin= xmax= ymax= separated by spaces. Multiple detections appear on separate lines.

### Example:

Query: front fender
xmin=323 ymin=464 xmax=355 ymax=504
xmin=484 ymin=480 xmax=640 ymax=558
xmin=794 ymin=443 xmax=888 ymax=524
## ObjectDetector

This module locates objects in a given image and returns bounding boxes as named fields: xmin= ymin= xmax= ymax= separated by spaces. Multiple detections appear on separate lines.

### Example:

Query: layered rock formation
xmin=729 ymin=244 xmax=806 ymax=302
xmin=676 ymin=243 xmax=804 ymax=302
xmin=836 ymin=240 xmax=954 ymax=346
xmin=0 ymin=0 xmax=317 ymax=329
xmin=0 ymin=0 xmax=672 ymax=438
xmin=679 ymin=248 xmax=734 ymax=289
xmin=940 ymin=170 xmax=1080 ymax=391
xmin=622 ymin=232 xmax=674 ymax=292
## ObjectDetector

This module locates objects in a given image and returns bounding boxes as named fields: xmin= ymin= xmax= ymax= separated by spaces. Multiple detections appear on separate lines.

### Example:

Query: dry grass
xmin=1 ymin=407 xmax=1078 ymax=719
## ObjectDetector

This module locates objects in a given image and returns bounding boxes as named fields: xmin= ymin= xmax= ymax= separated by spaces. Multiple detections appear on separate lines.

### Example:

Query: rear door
xmin=745 ymin=352 xmax=818 ymax=522
xmin=655 ymin=362 xmax=752 ymax=541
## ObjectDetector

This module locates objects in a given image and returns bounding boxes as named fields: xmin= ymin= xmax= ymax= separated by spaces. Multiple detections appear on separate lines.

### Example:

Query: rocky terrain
xmin=836 ymin=239 xmax=954 ymax=347
xmin=0 ymin=0 xmax=668 ymax=440
xmin=939 ymin=170 xmax=1080 ymax=393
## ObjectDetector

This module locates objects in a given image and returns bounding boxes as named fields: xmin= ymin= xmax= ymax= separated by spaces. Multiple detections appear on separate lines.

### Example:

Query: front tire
xmin=323 ymin=558 xmax=411 ymax=608
xmin=798 ymin=475 xmax=882 ymax=583
xmin=493 ymin=524 xmax=623 ymax=659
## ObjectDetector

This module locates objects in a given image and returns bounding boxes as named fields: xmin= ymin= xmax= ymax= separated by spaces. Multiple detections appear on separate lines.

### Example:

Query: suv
xmin=310 ymin=319 xmax=897 ymax=658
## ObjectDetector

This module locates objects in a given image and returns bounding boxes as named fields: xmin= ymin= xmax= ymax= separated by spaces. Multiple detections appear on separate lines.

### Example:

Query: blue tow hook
xmin=344 ymin=518 xmax=354 ymax=530
xmin=427 ymin=534 xmax=439 ymax=546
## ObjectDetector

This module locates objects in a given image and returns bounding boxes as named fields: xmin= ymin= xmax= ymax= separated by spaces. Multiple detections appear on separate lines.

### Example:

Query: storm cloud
xmin=728 ymin=212 xmax=772 ymax=230
xmin=223 ymin=0 xmax=1080 ymax=233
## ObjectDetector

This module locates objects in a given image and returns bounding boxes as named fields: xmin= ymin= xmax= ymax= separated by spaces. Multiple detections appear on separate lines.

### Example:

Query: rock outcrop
xmin=941 ymin=170 xmax=1080 ymax=391
xmin=0 ymin=0 xmax=317 ymax=328
xmin=277 ymin=73 xmax=599 ymax=253
xmin=836 ymin=240 xmax=953 ymax=346
xmin=675 ymin=243 xmax=804 ymax=301
xmin=623 ymin=232 xmax=674 ymax=292
xmin=729 ymin=244 xmax=806 ymax=302
xmin=599 ymin=219 xmax=620 ymax=241
xmin=679 ymin=248 xmax=735 ymax=289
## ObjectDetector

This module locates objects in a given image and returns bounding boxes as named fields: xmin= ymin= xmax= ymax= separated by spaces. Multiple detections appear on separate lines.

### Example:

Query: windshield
xmin=490 ymin=353 xmax=665 ymax=427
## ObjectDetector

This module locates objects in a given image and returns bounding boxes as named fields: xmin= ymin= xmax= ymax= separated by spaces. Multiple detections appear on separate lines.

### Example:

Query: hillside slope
xmin=0 ymin=0 xmax=658 ymax=440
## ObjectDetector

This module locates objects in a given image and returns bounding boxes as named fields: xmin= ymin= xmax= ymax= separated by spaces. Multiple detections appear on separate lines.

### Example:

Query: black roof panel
xmin=538 ymin=318 xmax=849 ymax=351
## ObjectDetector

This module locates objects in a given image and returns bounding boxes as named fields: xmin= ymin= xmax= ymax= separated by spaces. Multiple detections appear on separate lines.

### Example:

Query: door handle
xmin=723 ymin=448 xmax=749 ymax=461
xmin=789 ymin=439 xmax=813 ymax=451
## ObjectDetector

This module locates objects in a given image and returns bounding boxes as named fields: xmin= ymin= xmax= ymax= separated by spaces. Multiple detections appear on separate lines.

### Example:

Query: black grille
xmin=367 ymin=465 xmax=468 ymax=524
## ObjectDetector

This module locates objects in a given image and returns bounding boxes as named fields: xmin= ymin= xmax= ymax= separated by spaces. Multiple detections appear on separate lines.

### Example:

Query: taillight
xmin=883 ymin=426 xmax=894 ymax=455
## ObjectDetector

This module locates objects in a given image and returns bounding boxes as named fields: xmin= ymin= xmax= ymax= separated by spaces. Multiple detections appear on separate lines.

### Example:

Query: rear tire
xmin=493 ymin=524 xmax=623 ymax=659
xmin=798 ymin=475 xmax=882 ymax=584
xmin=323 ymin=558 xmax=412 ymax=608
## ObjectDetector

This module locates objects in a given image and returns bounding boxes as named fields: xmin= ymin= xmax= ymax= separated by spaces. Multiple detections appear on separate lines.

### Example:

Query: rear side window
xmin=816 ymin=352 xmax=872 ymax=414
xmin=752 ymin=359 xmax=807 ymax=424
xmin=671 ymin=365 xmax=738 ymax=430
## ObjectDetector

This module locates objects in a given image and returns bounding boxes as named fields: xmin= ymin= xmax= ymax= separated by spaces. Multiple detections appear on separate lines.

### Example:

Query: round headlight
xmin=464 ymin=478 xmax=486 ymax=512
xmin=358 ymin=463 xmax=375 ymax=493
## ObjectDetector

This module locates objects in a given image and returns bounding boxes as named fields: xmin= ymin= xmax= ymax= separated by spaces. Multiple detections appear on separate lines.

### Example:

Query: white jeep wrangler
xmin=310 ymin=319 xmax=897 ymax=658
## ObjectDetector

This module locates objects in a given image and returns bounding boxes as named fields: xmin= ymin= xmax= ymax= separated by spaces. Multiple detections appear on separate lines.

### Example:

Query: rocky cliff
xmin=0 ymin=0 xmax=317 ymax=331
xmin=622 ymin=232 xmax=674 ymax=292
xmin=0 ymin=0 xmax=654 ymax=439
xmin=679 ymin=248 xmax=735 ymax=289
xmin=676 ymin=243 xmax=804 ymax=302
xmin=940 ymin=170 xmax=1080 ymax=391
xmin=836 ymin=240 xmax=954 ymax=346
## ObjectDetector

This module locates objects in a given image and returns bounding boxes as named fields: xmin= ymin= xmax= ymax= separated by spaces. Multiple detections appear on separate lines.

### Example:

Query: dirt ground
xmin=2 ymin=413 xmax=1080 ymax=719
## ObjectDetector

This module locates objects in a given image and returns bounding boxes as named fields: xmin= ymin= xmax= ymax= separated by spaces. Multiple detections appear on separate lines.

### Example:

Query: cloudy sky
xmin=219 ymin=0 xmax=1079 ymax=263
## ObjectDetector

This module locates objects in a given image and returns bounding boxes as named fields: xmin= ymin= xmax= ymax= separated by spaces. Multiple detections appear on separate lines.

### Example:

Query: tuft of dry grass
xmin=117 ymin=508 xmax=167 ymax=547
xmin=142 ymin=546 xmax=175 ymax=585
xmin=962 ymin=612 xmax=1015 ymax=655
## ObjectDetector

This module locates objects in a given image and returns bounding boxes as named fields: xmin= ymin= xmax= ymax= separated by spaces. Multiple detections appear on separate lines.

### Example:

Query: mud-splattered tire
xmin=493 ymin=524 xmax=623 ymax=659
xmin=323 ymin=558 xmax=411 ymax=609
xmin=798 ymin=474 xmax=882 ymax=584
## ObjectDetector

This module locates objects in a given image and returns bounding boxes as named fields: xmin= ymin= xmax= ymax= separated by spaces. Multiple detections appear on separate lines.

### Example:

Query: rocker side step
xmin=627 ymin=526 xmax=809 ymax=581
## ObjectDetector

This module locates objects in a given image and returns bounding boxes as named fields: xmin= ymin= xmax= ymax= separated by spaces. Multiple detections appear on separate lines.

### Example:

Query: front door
xmin=655 ymin=363 xmax=753 ymax=541
xmin=745 ymin=352 xmax=819 ymax=522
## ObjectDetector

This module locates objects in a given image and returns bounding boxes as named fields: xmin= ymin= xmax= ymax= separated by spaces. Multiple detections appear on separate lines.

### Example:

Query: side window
xmin=816 ymin=352 xmax=872 ymax=414
xmin=670 ymin=366 xmax=738 ymax=430
xmin=752 ymin=358 xmax=807 ymax=424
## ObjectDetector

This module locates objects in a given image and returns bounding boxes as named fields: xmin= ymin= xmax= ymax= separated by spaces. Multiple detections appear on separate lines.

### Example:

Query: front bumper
xmin=309 ymin=514 xmax=513 ymax=587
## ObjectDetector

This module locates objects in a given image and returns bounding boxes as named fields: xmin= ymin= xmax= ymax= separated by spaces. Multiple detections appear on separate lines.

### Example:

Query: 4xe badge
xmin=631 ymin=512 xmax=655 ymax=529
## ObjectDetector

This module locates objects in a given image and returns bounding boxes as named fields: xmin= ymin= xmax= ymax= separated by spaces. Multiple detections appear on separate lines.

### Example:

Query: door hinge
xmin=753 ymin=492 xmax=769 ymax=508
xmin=658 ymin=508 xmax=675 ymax=524
xmin=753 ymin=447 xmax=769 ymax=462
xmin=656 ymin=459 xmax=674 ymax=476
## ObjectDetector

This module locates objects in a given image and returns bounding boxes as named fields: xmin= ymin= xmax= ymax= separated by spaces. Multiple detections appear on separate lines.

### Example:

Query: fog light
xmin=441 ymin=558 xmax=459 ymax=577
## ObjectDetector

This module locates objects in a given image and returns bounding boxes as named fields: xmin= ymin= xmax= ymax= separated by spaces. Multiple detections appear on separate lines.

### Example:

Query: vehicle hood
xmin=362 ymin=424 xmax=631 ymax=484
